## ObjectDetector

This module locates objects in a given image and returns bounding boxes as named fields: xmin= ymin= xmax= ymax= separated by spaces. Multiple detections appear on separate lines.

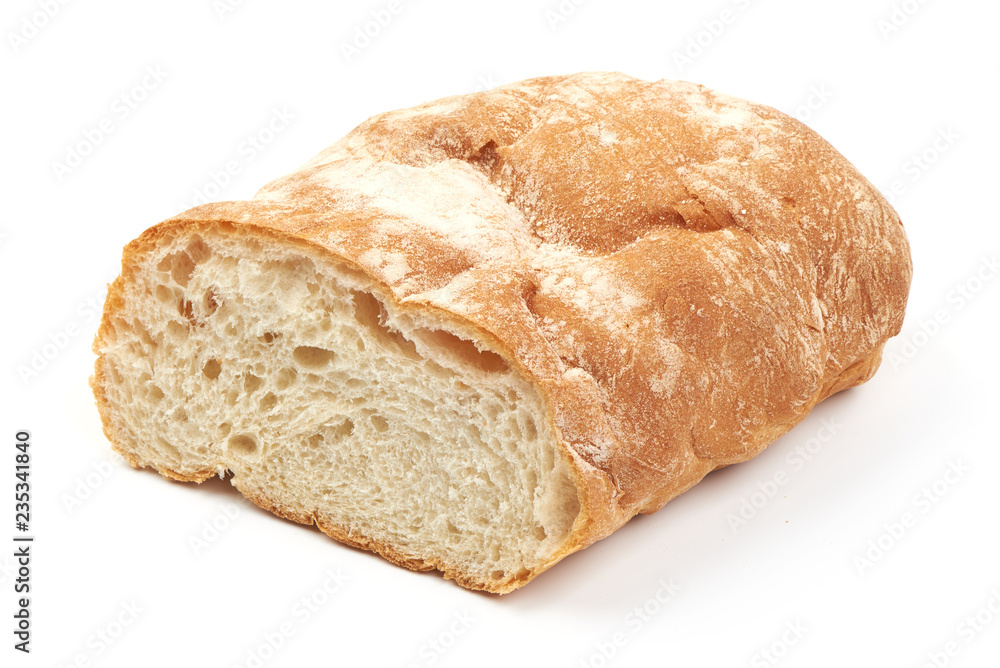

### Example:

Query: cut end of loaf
xmin=92 ymin=223 xmax=582 ymax=592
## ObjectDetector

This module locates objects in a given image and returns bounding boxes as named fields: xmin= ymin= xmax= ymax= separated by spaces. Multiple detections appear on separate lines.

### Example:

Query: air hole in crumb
xmin=424 ymin=361 xmax=456 ymax=380
xmin=327 ymin=371 xmax=349 ymax=385
xmin=509 ymin=422 xmax=522 ymax=441
xmin=243 ymin=373 xmax=263 ymax=395
xmin=418 ymin=330 xmax=509 ymax=374
xmin=331 ymin=418 xmax=354 ymax=441
xmin=534 ymin=526 xmax=547 ymax=541
xmin=345 ymin=378 xmax=364 ymax=390
xmin=166 ymin=320 xmax=188 ymax=340
xmin=490 ymin=570 xmax=505 ymax=581
xmin=293 ymin=346 xmax=336 ymax=369
xmin=136 ymin=324 xmax=157 ymax=349
xmin=228 ymin=434 xmax=258 ymax=456
xmin=178 ymin=299 xmax=196 ymax=326
xmin=260 ymin=332 xmax=281 ymax=344
xmin=155 ymin=285 xmax=174 ymax=303
xmin=275 ymin=368 xmax=297 ymax=390
xmin=218 ymin=422 xmax=232 ymax=436
xmin=446 ymin=520 xmax=460 ymax=534
xmin=370 ymin=415 xmax=389 ymax=433
xmin=523 ymin=417 xmax=538 ymax=441
xmin=202 ymin=287 xmax=221 ymax=316
xmin=350 ymin=290 xmax=421 ymax=359
xmin=148 ymin=385 xmax=164 ymax=401
xmin=186 ymin=237 xmax=212 ymax=263
xmin=259 ymin=392 xmax=278 ymax=412
xmin=203 ymin=359 xmax=222 ymax=380
xmin=105 ymin=361 xmax=122 ymax=384
xmin=157 ymin=252 xmax=196 ymax=287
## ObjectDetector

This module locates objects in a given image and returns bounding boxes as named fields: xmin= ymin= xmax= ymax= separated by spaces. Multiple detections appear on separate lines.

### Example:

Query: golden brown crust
xmin=92 ymin=72 xmax=912 ymax=592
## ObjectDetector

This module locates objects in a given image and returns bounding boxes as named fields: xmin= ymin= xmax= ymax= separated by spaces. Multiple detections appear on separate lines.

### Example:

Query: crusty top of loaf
xmin=160 ymin=72 xmax=911 ymax=547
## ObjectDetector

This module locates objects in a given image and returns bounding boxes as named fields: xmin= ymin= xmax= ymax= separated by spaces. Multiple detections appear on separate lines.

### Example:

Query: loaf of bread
xmin=91 ymin=72 xmax=912 ymax=592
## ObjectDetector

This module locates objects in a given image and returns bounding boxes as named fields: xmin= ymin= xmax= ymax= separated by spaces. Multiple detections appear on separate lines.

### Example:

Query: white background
xmin=2 ymin=1 xmax=998 ymax=666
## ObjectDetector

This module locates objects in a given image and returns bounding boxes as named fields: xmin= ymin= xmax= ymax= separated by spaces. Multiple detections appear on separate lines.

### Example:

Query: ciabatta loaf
xmin=91 ymin=72 xmax=912 ymax=593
